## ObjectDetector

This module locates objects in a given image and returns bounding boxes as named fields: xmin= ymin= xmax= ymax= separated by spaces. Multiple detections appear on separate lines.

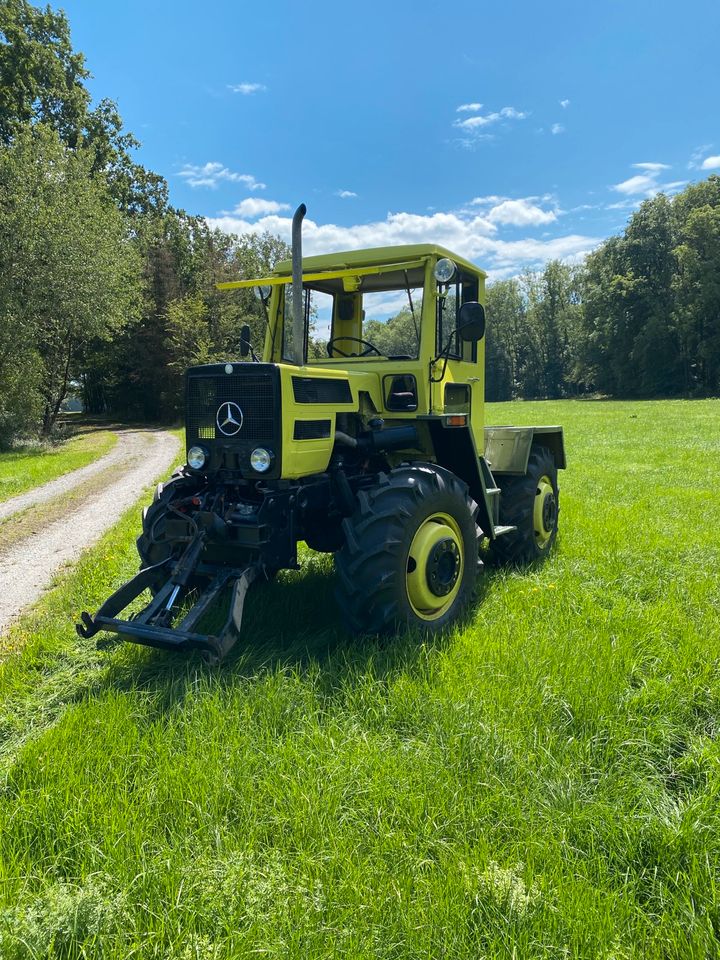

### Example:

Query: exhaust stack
xmin=291 ymin=203 xmax=307 ymax=365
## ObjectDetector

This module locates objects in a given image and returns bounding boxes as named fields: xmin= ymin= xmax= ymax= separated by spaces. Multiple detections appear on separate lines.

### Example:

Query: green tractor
xmin=78 ymin=204 xmax=565 ymax=661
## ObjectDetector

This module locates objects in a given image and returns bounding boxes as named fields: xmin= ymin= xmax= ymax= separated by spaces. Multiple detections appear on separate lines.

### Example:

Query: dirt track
xmin=0 ymin=428 xmax=180 ymax=635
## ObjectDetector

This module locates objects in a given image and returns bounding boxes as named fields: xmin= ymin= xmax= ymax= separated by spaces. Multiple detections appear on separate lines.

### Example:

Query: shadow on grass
xmin=92 ymin=552 xmax=499 ymax=717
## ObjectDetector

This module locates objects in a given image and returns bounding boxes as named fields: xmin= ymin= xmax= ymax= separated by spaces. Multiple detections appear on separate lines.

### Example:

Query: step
xmin=493 ymin=524 xmax=517 ymax=537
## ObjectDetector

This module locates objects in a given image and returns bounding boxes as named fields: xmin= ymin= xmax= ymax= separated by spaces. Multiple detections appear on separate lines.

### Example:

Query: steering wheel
xmin=327 ymin=336 xmax=382 ymax=358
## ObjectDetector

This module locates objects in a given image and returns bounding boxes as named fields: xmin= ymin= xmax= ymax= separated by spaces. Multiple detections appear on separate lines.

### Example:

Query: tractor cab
xmin=218 ymin=243 xmax=488 ymax=442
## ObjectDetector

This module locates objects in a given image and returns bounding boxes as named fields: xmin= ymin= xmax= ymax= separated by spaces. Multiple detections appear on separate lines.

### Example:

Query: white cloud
xmin=454 ymin=105 xmax=528 ymax=131
xmin=632 ymin=161 xmax=670 ymax=172
xmin=455 ymin=115 xmax=496 ymax=130
xmin=606 ymin=199 xmax=642 ymax=211
xmin=177 ymin=162 xmax=266 ymax=190
xmin=456 ymin=102 xmax=483 ymax=113
xmin=612 ymin=162 xmax=688 ymax=200
xmin=336 ymin=189 xmax=357 ymax=199
xmin=487 ymin=198 xmax=557 ymax=226
xmin=231 ymin=198 xmax=289 ymax=218
xmin=551 ymin=123 xmax=565 ymax=135
xmin=611 ymin=173 xmax=658 ymax=195
xmin=470 ymin=195 xmax=509 ymax=206
xmin=560 ymin=99 xmax=570 ymax=109
xmin=455 ymin=133 xmax=496 ymax=148
xmin=228 ymin=82 xmax=267 ymax=95
xmin=207 ymin=207 xmax=598 ymax=280
xmin=688 ymin=145 xmax=714 ymax=169
xmin=701 ymin=155 xmax=720 ymax=170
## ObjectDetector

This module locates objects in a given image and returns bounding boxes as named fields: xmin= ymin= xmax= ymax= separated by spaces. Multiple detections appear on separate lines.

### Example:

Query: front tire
xmin=490 ymin=444 xmax=559 ymax=565
xmin=136 ymin=470 xmax=198 ymax=569
xmin=335 ymin=464 xmax=481 ymax=635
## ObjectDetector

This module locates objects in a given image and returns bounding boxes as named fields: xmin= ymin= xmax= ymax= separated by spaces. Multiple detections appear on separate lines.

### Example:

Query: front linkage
xmin=76 ymin=527 xmax=259 ymax=664
xmin=76 ymin=459 xmax=363 ymax=663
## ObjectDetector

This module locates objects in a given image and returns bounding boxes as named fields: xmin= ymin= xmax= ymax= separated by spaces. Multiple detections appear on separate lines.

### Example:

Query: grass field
xmin=0 ymin=428 xmax=117 ymax=503
xmin=0 ymin=399 xmax=719 ymax=959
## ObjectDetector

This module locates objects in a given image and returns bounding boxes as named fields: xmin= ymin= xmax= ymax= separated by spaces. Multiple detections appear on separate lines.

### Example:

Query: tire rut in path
xmin=0 ymin=429 xmax=180 ymax=635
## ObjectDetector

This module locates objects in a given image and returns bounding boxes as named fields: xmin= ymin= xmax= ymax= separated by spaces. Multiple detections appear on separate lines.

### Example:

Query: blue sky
xmin=62 ymin=0 xmax=720 ymax=279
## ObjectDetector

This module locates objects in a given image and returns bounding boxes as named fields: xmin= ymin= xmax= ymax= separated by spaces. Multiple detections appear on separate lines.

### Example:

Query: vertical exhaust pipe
xmin=291 ymin=203 xmax=307 ymax=366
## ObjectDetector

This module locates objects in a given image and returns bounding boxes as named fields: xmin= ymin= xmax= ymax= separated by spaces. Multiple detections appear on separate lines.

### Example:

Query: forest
xmin=1 ymin=0 xmax=719 ymax=449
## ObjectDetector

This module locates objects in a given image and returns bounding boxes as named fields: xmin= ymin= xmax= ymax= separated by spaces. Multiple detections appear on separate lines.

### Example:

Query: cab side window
xmin=437 ymin=273 xmax=479 ymax=362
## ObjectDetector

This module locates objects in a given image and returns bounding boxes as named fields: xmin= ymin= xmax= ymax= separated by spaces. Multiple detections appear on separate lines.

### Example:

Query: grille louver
xmin=292 ymin=376 xmax=352 ymax=404
xmin=293 ymin=419 xmax=331 ymax=440
xmin=187 ymin=374 xmax=275 ymax=443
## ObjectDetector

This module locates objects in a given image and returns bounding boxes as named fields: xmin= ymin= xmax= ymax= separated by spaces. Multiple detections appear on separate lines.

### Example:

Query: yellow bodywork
xmin=277 ymin=363 xmax=380 ymax=478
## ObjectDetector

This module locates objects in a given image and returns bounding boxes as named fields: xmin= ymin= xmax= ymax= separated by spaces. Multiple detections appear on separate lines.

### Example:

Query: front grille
xmin=185 ymin=365 xmax=281 ymax=481
xmin=187 ymin=372 xmax=276 ymax=443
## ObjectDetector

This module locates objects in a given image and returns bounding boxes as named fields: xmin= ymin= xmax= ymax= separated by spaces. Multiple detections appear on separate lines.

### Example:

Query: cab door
xmin=431 ymin=270 xmax=485 ymax=440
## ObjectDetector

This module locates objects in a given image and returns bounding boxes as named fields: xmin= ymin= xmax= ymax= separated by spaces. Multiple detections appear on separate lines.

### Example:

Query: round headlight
xmin=434 ymin=258 xmax=456 ymax=284
xmin=254 ymin=285 xmax=272 ymax=301
xmin=250 ymin=447 xmax=272 ymax=473
xmin=187 ymin=445 xmax=207 ymax=470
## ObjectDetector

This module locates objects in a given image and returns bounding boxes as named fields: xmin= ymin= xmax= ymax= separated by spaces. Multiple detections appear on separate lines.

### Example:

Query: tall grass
xmin=0 ymin=399 xmax=718 ymax=958
xmin=0 ymin=429 xmax=117 ymax=503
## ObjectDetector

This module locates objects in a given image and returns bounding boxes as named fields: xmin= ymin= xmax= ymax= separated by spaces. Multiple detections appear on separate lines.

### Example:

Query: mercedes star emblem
xmin=216 ymin=401 xmax=244 ymax=436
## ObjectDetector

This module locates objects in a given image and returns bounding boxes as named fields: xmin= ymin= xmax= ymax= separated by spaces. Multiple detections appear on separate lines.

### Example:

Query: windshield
xmin=279 ymin=264 xmax=425 ymax=362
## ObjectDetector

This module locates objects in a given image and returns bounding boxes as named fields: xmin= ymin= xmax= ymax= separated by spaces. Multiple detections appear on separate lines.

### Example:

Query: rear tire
xmin=489 ymin=444 xmax=559 ymax=565
xmin=335 ymin=464 xmax=481 ymax=635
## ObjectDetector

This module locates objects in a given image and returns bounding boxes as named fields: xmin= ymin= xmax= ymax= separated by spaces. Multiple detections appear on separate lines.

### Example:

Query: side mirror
xmin=457 ymin=301 xmax=486 ymax=342
xmin=239 ymin=323 xmax=251 ymax=357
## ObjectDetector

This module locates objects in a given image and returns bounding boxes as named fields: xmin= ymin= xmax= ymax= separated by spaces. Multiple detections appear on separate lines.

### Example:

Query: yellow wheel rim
xmin=406 ymin=512 xmax=464 ymax=621
xmin=534 ymin=475 xmax=556 ymax=548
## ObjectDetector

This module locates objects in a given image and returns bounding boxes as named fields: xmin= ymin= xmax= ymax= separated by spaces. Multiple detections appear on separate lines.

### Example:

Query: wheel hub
xmin=426 ymin=538 xmax=461 ymax=597
xmin=542 ymin=493 xmax=557 ymax=530
xmin=406 ymin=512 xmax=465 ymax=621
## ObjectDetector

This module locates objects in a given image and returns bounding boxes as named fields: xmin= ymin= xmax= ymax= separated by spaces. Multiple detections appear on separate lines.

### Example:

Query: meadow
xmin=0 ymin=427 xmax=117 ymax=503
xmin=0 ymin=398 xmax=719 ymax=959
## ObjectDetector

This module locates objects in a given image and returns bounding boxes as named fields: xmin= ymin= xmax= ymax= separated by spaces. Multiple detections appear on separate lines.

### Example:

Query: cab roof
xmin=273 ymin=243 xmax=487 ymax=279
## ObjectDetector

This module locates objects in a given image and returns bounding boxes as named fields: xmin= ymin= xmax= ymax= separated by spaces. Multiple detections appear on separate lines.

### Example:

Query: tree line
xmin=485 ymin=179 xmax=720 ymax=401
xmin=1 ymin=0 xmax=719 ymax=450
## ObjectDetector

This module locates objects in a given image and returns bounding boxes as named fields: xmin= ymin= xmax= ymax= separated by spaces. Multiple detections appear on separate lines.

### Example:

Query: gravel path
xmin=0 ymin=428 xmax=181 ymax=634
xmin=0 ymin=428 xmax=138 ymax=521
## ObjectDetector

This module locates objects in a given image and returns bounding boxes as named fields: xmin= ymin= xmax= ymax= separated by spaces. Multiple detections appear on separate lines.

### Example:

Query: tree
xmin=363 ymin=307 xmax=419 ymax=358
xmin=485 ymin=279 xmax=524 ymax=400
xmin=0 ymin=0 xmax=90 ymax=145
xmin=673 ymin=202 xmax=720 ymax=394
xmin=0 ymin=126 xmax=142 ymax=436
xmin=0 ymin=0 xmax=169 ymax=216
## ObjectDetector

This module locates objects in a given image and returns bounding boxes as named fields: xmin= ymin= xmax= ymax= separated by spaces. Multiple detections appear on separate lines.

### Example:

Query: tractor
xmin=78 ymin=204 xmax=566 ymax=662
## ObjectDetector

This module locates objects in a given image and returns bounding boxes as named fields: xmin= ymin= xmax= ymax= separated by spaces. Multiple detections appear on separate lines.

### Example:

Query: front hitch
xmin=77 ymin=532 xmax=259 ymax=663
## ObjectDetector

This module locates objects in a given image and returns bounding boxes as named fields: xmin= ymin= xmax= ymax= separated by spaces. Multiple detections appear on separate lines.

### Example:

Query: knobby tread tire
xmin=334 ymin=463 xmax=481 ymax=635
xmin=489 ymin=444 xmax=559 ymax=566
xmin=136 ymin=469 xmax=197 ymax=569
